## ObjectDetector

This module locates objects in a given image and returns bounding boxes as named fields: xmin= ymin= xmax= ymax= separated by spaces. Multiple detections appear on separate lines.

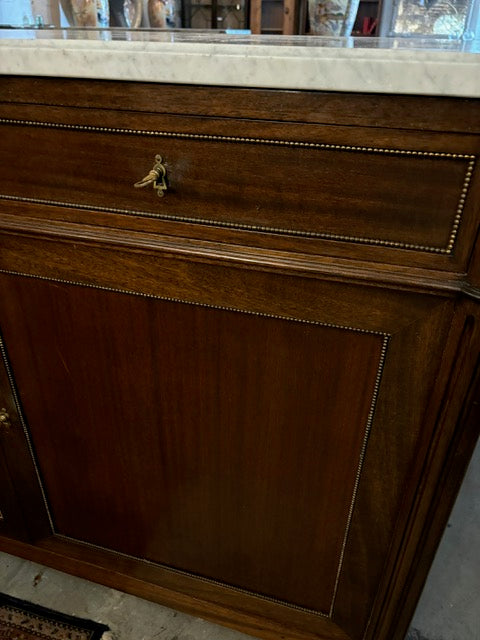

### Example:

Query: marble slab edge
xmin=0 ymin=38 xmax=479 ymax=97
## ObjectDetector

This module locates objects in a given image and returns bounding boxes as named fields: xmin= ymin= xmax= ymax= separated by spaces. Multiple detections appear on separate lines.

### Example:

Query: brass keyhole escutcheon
xmin=0 ymin=408 xmax=11 ymax=430
xmin=134 ymin=154 xmax=168 ymax=198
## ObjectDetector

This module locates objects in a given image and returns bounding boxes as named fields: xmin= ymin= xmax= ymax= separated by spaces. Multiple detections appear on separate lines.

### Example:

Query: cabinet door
xmin=0 ymin=256 xmax=454 ymax=640
xmin=0 ymin=346 xmax=50 ymax=542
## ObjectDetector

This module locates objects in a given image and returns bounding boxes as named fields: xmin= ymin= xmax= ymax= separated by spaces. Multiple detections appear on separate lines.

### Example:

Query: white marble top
xmin=1 ymin=29 xmax=479 ymax=97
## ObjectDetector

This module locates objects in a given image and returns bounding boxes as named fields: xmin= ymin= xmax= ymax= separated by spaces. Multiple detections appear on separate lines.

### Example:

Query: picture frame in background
xmin=379 ymin=0 xmax=480 ymax=39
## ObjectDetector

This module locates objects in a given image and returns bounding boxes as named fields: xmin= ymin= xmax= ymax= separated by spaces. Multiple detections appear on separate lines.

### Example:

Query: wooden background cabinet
xmin=0 ymin=77 xmax=479 ymax=640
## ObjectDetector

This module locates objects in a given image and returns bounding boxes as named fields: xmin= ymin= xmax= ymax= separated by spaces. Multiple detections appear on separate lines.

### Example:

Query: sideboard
xmin=0 ymin=69 xmax=479 ymax=640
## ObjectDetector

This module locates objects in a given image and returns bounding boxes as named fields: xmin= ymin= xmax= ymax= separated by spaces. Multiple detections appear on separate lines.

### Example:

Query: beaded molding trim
xmin=0 ymin=118 xmax=476 ymax=254
xmin=0 ymin=268 xmax=389 ymax=618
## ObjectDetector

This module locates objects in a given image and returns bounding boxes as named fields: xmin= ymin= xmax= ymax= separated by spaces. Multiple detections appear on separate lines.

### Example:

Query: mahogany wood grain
xmin=0 ymin=76 xmax=479 ymax=640
xmin=465 ymin=176 xmax=480 ymax=295
xmin=388 ymin=311 xmax=480 ymax=639
xmin=0 ymin=446 xmax=28 ymax=541
xmin=0 ymin=197 xmax=475 ymax=277
xmin=0 ymin=121 xmax=470 ymax=251
xmin=0 ymin=342 xmax=51 ymax=541
xmin=0 ymin=535 xmax=350 ymax=640
xmin=0 ymin=226 xmax=463 ymax=639
xmin=0 ymin=230 xmax=449 ymax=335
xmin=3 ymin=102 xmax=478 ymax=154
xmin=2 ymin=77 xmax=480 ymax=134
xmin=0 ymin=273 xmax=383 ymax=614
xmin=0 ymin=96 xmax=478 ymax=273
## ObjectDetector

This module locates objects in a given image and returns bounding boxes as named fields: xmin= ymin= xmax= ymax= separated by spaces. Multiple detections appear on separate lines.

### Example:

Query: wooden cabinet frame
xmin=0 ymin=77 xmax=479 ymax=640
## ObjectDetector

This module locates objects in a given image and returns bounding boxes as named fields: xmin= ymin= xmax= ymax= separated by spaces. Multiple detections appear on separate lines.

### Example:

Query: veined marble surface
xmin=0 ymin=29 xmax=479 ymax=97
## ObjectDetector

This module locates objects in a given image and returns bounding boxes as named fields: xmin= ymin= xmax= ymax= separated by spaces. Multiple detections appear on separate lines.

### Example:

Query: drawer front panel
xmin=0 ymin=120 xmax=474 ymax=254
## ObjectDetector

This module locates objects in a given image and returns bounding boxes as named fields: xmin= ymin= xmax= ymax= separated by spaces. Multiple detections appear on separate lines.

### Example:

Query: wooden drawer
xmin=0 ymin=116 xmax=476 ymax=258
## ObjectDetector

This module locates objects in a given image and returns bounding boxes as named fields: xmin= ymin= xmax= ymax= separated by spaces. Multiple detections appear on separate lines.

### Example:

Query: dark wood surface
xmin=0 ymin=445 xmax=28 ymax=541
xmin=0 ymin=120 xmax=472 ymax=251
xmin=0 ymin=332 xmax=51 ymax=543
xmin=0 ymin=94 xmax=478 ymax=274
xmin=2 ymin=76 xmax=480 ymax=133
xmin=380 ymin=303 xmax=480 ymax=640
xmin=0 ymin=273 xmax=383 ymax=614
xmin=0 ymin=77 xmax=479 ymax=640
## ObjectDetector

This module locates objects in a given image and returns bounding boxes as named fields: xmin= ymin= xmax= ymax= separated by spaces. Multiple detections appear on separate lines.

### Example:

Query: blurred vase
xmin=109 ymin=0 xmax=143 ymax=27
xmin=97 ymin=0 xmax=109 ymax=26
xmin=148 ymin=0 xmax=167 ymax=28
xmin=60 ymin=0 xmax=109 ymax=27
xmin=308 ymin=0 xmax=360 ymax=36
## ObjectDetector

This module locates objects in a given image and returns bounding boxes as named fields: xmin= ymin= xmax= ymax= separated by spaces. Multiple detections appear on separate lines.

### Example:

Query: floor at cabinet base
xmin=0 ymin=550 xmax=250 ymax=640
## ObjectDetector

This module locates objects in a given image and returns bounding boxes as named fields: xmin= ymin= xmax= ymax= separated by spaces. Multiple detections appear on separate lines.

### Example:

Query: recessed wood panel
xmin=0 ymin=274 xmax=384 ymax=614
xmin=0 ymin=121 xmax=472 ymax=252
